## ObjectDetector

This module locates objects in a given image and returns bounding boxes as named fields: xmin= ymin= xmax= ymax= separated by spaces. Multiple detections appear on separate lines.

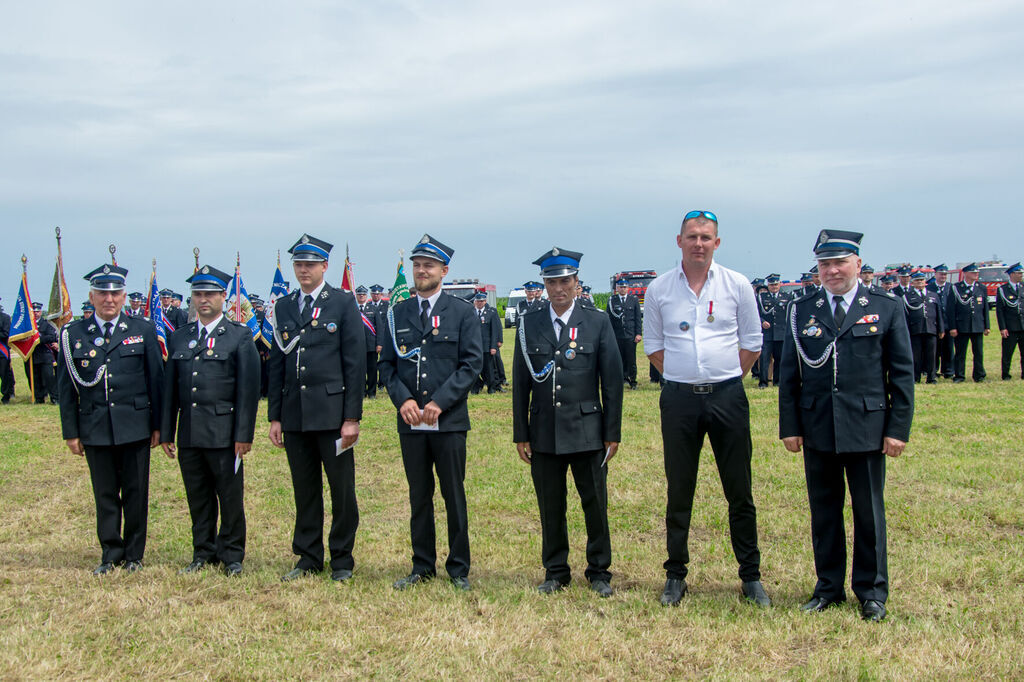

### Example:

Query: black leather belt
xmin=664 ymin=376 xmax=742 ymax=394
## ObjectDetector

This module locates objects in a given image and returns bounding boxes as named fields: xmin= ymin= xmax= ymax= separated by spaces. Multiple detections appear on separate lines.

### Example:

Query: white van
xmin=505 ymin=288 xmax=527 ymax=327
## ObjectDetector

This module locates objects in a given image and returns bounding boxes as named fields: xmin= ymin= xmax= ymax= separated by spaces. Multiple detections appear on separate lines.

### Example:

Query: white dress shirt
xmin=298 ymin=281 xmax=327 ymax=312
xmin=549 ymin=300 xmax=576 ymax=340
xmin=643 ymin=261 xmax=762 ymax=383
xmin=416 ymin=288 xmax=443 ymax=318
xmin=829 ymin=285 xmax=858 ymax=319
xmin=197 ymin=314 xmax=224 ymax=339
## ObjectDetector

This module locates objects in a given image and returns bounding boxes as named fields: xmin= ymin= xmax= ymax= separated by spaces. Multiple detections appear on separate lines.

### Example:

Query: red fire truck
xmin=610 ymin=270 xmax=658 ymax=310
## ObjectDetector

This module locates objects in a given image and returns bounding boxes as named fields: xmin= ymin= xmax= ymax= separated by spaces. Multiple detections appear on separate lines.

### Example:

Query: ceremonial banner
xmin=260 ymin=260 xmax=289 ymax=348
xmin=145 ymin=264 xmax=169 ymax=359
xmin=226 ymin=259 xmax=262 ymax=341
xmin=9 ymin=271 xmax=39 ymax=359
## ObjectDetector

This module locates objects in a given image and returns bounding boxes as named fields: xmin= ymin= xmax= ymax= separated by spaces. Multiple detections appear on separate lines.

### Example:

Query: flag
xmin=9 ymin=271 xmax=40 ymax=359
xmin=47 ymin=231 xmax=73 ymax=329
xmin=340 ymin=244 xmax=355 ymax=292
xmin=390 ymin=260 xmax=410 ymax=303
xmin=260 ymin=260 xmax=289 ymax=348
xmin=145 ymin=265 xmax=170 ymax=359
xmin=226 ymin=260 xmax=262 ymax=342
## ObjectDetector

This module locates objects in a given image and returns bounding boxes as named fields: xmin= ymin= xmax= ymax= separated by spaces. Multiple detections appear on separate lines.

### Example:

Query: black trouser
xmin=178 ymin=446 xmax=246 ymax=564
xmin=283 ymin=430 xmax=358 ymax=572
xmin=650 ymin=362 xmax=662 ymax=383
xmin=494 ymin=347 xmax=507 ymax=384
xmin=937 ymin=332 xmax=954 ymax=377
xmin=364 ymin=350 xmax=377 ymax=398
xmin=660 ymin=379 xmax=761 ymax=581
xmin=616 ymin=337 xmax=637 ymax=386
xmin=259 ymin=351 xmax=269 ymax=398
xmin=25 ymin=358 xmax=56 ymax=403
xmin=1001 ymin=331 xmax=1024 ymax=378
xmin=0 ymin=354 xmax=14 ymax=401
xmin=531 ymin=449 xmax=611 ymax=584
xmin=84 ymin=439 xmax=150 ymax=564
xmin=953 ymin=332 xmax=986 ymax=381
xmin=759 ymin=339 xmax=783 ymax=386
xmin=803 ymin=448 xmax=888 ymax=604
xmin=911 ymin=334 xmax=938 ymax=382
xmin=398 ymin=431 xmax=470 ymax=579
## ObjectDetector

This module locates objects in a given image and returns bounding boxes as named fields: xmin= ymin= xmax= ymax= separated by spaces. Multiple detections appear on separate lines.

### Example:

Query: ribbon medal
xmin=568 ymin=327 xmax=578 ymax=348
xmin=206 ymin=337 xmax=216 ymax=355
xmin=431 ymin=316 xmax=440 ymax=335
xmin=707 ymin=301 xmax=714 ymax=323
xmin=310 ymin=307 xmax=321 ymax=327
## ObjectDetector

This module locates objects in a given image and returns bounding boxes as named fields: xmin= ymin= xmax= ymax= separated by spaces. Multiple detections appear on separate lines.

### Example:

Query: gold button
xmin=301 ymin=329 xmax=306 ymax=335
xmin=192 ymin=371 xmax=197 ymax=376
xmin=555 ymin=350 xmax=561 ymax=356
xmin=422 ymin=390 xmax=428 ymax=395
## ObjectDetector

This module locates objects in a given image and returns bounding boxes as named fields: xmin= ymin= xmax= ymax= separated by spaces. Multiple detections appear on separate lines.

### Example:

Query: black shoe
xmin=1002 ymin=376 xmax=1012 ymax=381
xmin=660 ymin=578 xmax=687 ymax=606
xmin=974 ymin=378 xmax=985 ymax=383
xmin=281 ymin=567 xmax=317 ymax=582
xmin=952 ymin=378 xmax=965 ymax=383
xmin=590 ymin=580 xmax=613 ymax=598
xmin=93 ymin=562 xmax=116 ymax=576
xmin=179 ymin=559 xmax=208 ymax=575
xmin=800 ymin=596 xmax=844 ymax=612
xmin=536 ymin=579 xmax=569 ymax=594
xmin=223 ymin=562 xmax=243 ymax=577
xmin=741 ymin=580 xmax=772 ymax=607
xmin=450 ymin=576 xmax=471 ymax=591
xmin=629 ymin=383 xmax=638 ymax=390
xmin=123 ymin=560 xmax=144 ymax=573
xmin=861 ymin=599 xmax=886 ymax=621
xmin=926 ymin=380 xmax=937 ymax=384
xmin=331 ymin=568 xmax=353 ymax=582
xmin=757 ymin=383 xmax=768 ymax=389
xmin=393 ymin=572 xmax=433 ymax=590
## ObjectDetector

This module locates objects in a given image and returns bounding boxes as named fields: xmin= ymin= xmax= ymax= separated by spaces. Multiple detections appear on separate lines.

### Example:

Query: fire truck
xmin=954 ymin=261 xmax=1009 ymax=308
xmin=609 ymin=270 xmax=658 ymax=310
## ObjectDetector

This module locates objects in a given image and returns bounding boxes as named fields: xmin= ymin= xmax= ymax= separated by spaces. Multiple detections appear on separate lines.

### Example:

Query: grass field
xmin=1 ymin=332 xmax=1023 ymax=679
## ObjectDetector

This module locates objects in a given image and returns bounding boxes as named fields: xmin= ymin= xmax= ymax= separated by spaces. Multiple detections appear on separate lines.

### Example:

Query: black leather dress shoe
xmin=660 ymin=578 xmax=687 ymax=606
xmin=536 ymin=579 xmax=569 ymax=594
xmin=123 ymin=560 xmax=144 ymax=573
xmin=223 ymin=562 xmax=243 ymax=577
xmin=741 ymin=580 xmax=772 ymax=607
xmin=590 ymin=580 xmax=613 ymax=598
xmin=331 ymin=569 xmax=353 ymax=582
xmin=861 ymin=599 xmax=886 ymax=622
xmin=450 ymin=576 xmax=471 ymax=591
xmin=179 ymin=559 xmax=208 ymax=575
xmin=392 ymin=573 xmax=433 ymax=590
xmin=800 ymin=596 xmax=844 ymax=612
xmin=281 ymin=567 xmax=317 ymax=582
xmin=93 ymin=562 xmax=115 ymax=576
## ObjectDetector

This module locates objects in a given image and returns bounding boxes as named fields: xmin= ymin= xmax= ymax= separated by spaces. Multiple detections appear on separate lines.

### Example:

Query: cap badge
xmin=551 ymin=247 xmax=559 ymax=256
xmin=818 ymin=231 xmax=829 ymax=245
xmin=420 ymin=235 xmax=430 ymax=244
xmin=202 ymin=266 xmax=210 ymax=274
xmin=102 ymin=265 xmax=110 ymax=274
xmin=301 ymin=235 xmax=309 ymax=244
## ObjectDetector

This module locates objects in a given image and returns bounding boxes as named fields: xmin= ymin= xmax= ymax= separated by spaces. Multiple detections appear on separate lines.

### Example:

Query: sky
xmin=2 ymin=0 xmax=1023 ymax=309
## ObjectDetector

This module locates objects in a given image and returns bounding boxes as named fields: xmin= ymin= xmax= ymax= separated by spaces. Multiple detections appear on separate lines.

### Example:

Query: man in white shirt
xmin=644 ymin=209 xmax=769 ymax=608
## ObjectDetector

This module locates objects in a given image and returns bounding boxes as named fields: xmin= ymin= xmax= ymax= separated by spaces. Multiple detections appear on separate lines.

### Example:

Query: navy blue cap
xmin=934 ymin=263 xmax=948 ymax=272
xmin=765 ymin=273 xmax=781 ymax=283
xmin=1006 ymin=262 xmax=1022 ymax=275
xmin=171 ymin=292 xmax=183 ymax=301
xmin=82 ymin=302 xmax=95 ymax=311
xmin=533 ymin=247 xmax=582 ymax=278
xmin=615 ymin=278 xmax=629 ymax=286
xmin=369 ymin=284 xmax=384 ymax=292
xmin=962 ymin=262 xmax=979 ymax=273
xmin=800 ymin=273 xmax=813 ymax=283
xmin=355 ymin=285 xmax=369 ymax=294
xmin=860 ymin=264 xmax=874 ymax=274
xmin=84 ymin=264 xmax=129 ymax=291
xmin=880 ymin=273 xmax=896 ymax=283
xmin=288 ymin=233 xmax=332 ymax=262
xmin=31 ymin=302 xmax=43 ymax=311
xmin=813 ymin=229 xmax=863 ymax=259
xmin=185 ymin=265 xmax=232 ymax=292
xmin=897 ymin=266 xmax=911 ymax=276
xmin=128 ymin=291 xmax=145 ymax=301
xmin=911 ymin=270 xmax=926 ymax=280
xmin=524 ymin=281 xmax=543 ymax=290
xmin=810 ymin=264 xmax=819 ymax=274
xmin=582 ymin=285 xmax=592 ymax=293
xmin=474 ymin=292 xmax=487 ymax=301
xmin=411 ymin=234 xmax=454 ymax=265
xmin=158 ymin=288 xmax=174 ymax=297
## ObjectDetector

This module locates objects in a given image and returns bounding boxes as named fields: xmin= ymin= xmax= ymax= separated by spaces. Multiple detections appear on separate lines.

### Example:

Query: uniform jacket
xmin=0 ymin=310 xmax=10 ymax=346
xmin=758 ymin=291 xmax=792 ymax=342
xmin=778 ymin=284 xmax=914 ymax=454
xmin=358 ymin=302 xmax=379 ymax=349
xmin=267 ymin=285 xmax=365 ymax=431
xmin=163 ymin=306 xmax=189 ymax=331
xmin=474 ymin=305 xmax=501 ymax=352
xmin=944 ymin=281 xmax=990 ymax=333
xmin=606 ymin=294 xmax=642 ymax=339
xmin=32 ymin=319 xmax=59 ymax=364
xmin=927 ymin=280 xmax=953 ymax=325
xmin=378 ymin=293 xmax=483 ymax=433
xmin=995 ymin=282 xmax=1024 ymax=332
xmin=57 ymin=313 xmax=164 ymax=446
xmin=161 ymin=317 xmax=260 ymax=448
xmin=512 ymin=303 xmax=623 ymax=454
xmin=903 ymin=288 xmax=945 ymax=336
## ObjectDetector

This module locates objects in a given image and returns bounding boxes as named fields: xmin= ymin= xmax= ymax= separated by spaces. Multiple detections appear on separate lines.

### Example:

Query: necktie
xmin=833 ymin=295 xmax=846 ymax=327
xmin=555 ymin=318 xmax=565 ymax=341
xmin=103 ymin=322 xmax=113 ymax=341
xmin=302 ymin=294 xmax=314 ymax=324
xmin=420 ymin=299 xmax=430 ymax=329
xmin=199 ymin=327 xmax=208 ymax=345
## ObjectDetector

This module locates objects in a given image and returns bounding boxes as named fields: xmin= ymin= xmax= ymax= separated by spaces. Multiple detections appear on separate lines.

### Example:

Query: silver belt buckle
xmin=693 ymin=384 xmax=712 ymax=394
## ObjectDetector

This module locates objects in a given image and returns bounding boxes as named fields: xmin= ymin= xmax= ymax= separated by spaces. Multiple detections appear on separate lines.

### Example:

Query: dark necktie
xmin=555 ymin=318 xmax=565 ymax=341
xmin=832 ymin=295 xmax=846 ymax=327
xmin=103 ymin=322 xmax=113 ymax=341
xmin=199 ymin=327 xmax=208 ymax=345
xmin=301 ymin=294 xmax=314 ymax=324
xmin=420 ymin=299 xmax=431 ymax=330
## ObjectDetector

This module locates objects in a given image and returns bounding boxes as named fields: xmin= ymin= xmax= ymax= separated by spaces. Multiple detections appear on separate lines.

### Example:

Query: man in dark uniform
xmin=27 ymin=302 xmax=59 ymax=404
xmin=161 ymin=265 xmax=260 ymax=576
xmin=904 ymin=270 xmax=944 ymax=383
xmin=160 ymin=288 xmax=188 ymax=330
xmin=378 ymin=234 xmax=482 ymax=592
xmin=891 ymin=266 xmax=911 ymax=298
xmin=57 ymin=264 xmax=164 ymax=574
xmin=879 ymin=273 xmax=896 ymax=292
xmin=249 ymin=295 xmax=270 ymax=398
xmin=928 ymin=264 xmax=954 ymax=378
xmin=946 ymin=262 xmax=990 ymax=383
xmin=757 ymin=274 xmax=790 ymax=388
xmin=513 ymin=248 xmax=623 ymax=597
xmin=995 ymin=262 xmax=1024 ymax=380
xmin=369 ymin=285 xmax=388 ymax=391
xmin=471 ymin=292 xmax=502 ymax=394
xmin=779 ymin=229 xmax=914 ymax=622
xmin=355 ymin=286 xmax=380 ymax=399
xmin=125 ymin=292 xmax=145 ymax=317
xmin=267 ymin=234 xmax=365 ymax=582
xmin=0 ymin=299 xmax=14 ymax=404
xmin=484 ymin=297 xmax=508 ymax=388
xmin=606 ymin=279 xmax=642 ymax=389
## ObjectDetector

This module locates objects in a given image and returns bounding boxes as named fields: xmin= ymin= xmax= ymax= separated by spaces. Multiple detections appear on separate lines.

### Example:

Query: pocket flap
xmin=215 ymin=402 xmax=234 ymax=415
xmin=580 ymin=402 xmax=601 ymax=414
xmin=799 ymin=394 xmax=816 ymax=409
xmin=326 ymin=381 xmax=346 ymax=395
xmin=851 ymin=324 xmax=881 ymax=337
xmin=133 ymin=395 xmax=150 ymax=410
xmin=863 ymin=395 xmax=886 ymax=411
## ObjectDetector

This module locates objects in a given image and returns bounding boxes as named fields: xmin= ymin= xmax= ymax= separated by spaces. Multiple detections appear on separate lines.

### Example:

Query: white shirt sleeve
xmin=735 ymin=273 xmax=763 ymax=352
xmin=642 ymin=277 xmax=665 ymax=354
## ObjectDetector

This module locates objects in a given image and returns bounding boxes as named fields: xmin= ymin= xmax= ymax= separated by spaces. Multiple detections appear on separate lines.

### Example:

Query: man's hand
xmin=490 ymin=348 xmax=497 ymax=356
xmin=399 ymin=399 xmax=422 ymax=426
xmin=762 ymin=320 xmax=771 ymax=329
xmin=269 ymin=420 xmax=284 ymax=448
xmin=376 ymin=345 xmax=382 ymax=353
xmin=496 ymin=341 xmax=502 ymax=348
xmin=339 ymin=420 xmax=359 ymax=450
xmin=66 ymin=438 xmax=84 ymax=457
xmin=950 ymin=329 xmax=958 ymax=338
xmin=161 ymin=442 xmax=176 ymax=459
xmin=1002 ymin=329 xmax=1010 ymax=339
xmin=421 ymin=401 xmax=442 ymax=426
xmin=647 ymin=350 xmax=665 ymax=374
xmin=883 ymin=437 xmax=906 ymax=457
xmin=634 ymin=334 xmax=641 ymax=343
xmin=235 ymin=442 xmax=252 ymax=457
xmin=516 ymin=442 xmax=532 ymax=464
xmin=984 ymin=328 xmax=991 ymax=336
xmin=782 ymin=436 xmax=803 ymax=453
xmin=149 ymin=431 xmax=160 ymax=449
xmin=603 ymin=441 xmax=619 ymax=464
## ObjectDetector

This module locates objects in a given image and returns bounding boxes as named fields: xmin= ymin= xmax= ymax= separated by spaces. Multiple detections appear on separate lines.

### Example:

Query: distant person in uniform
xmin=996 ymin=262 xmax=1024 ymax=380
xmin=879 ymin=273 xmax=897 ymax=292
xmin=125 ymin=292 xmax=145 ymax=317
xmin=644 ymin=209 xmax=770 ymax=608
xmin=859 ymin=264 xmax=875 ymax=288
xmin=57 ymin=264 xmax=164 ymax=575
xmin=369 ymin=285 xmax=387 ymax=391
xmin=779 ymin=229 xmax=914 ymax=622
xmin=27 ymin=302 xmax=59 ymax=404
xmin=892 ymin=266 xmax=911 ymax=298
xmin=758 ymin=273 xmax=790 ymax=388
xmin=606 ymin=279 xmax=642 ymax=390
xmin=513 ymin=247 xmax=623 ymax=597
xmin=161 ymin=265 xmax=259 ymax=576
xmin=471 ymin=292 xmax=502 ymax=394
xmin=903 ymin=270 xmax=944 ymax=383
xmin=81 ymin=302 xmax=95 ymax=320
xmin=0 ymin=299 xmax=14 ymax=404
xmin=946 ymin=262 xmax=989 ymax=383
xmin=267 ymin=234 xmax=365 ymax=583
xmin=928 ymin=264 xmax=954 ymax=378
xmin=799 ymin=272 xmax=815 ymax=296
xmin=379 ymin=234 xmax=482 ymax=592
xmin=159 ymin=289 xmax=188 ymax=330
xmin=355 ymin=286 xmax=380 ymax=399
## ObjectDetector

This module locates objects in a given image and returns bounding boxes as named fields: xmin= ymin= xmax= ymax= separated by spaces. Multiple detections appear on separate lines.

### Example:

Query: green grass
xmin=1 ymin=333 xmax=1023 ymax=679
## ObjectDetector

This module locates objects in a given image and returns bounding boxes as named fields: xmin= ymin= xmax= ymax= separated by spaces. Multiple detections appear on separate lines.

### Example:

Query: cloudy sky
xmin=2 ymin=0 xmax=1022 ymax=308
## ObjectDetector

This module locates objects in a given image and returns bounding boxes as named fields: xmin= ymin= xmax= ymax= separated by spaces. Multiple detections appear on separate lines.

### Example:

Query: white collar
xmin=198 ymin=314 xmax=224 ymax=337
xmin=416 ymin=288 xmax=443 ymax=312
xmin=549 ymin=300 xmax=576 ymax=326
xmin=298 ymin=280 xmax=327 ymax=304
xmin=94 ymin=312 xmax=120 ymax=327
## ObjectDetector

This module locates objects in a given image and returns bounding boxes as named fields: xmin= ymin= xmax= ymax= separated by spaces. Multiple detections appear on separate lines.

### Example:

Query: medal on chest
xmin=801 ymin=316 xmax=823 ymax=337
xmin=311 ymin=307 xmax=322 ymax=326
xmin=707 ymin=301 xmax=714 ymax=323
xmin=206 ymin=337 xmax=216 ymax=355
xmin=568 ymin=327 xmax=578 ymax=348
xmin=431 ymin=316 xmax=440 ymax=335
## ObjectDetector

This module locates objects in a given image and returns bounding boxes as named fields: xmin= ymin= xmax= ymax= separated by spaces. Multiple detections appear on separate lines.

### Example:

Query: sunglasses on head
xmin=684 ymin=210 xmax=718 ymax=222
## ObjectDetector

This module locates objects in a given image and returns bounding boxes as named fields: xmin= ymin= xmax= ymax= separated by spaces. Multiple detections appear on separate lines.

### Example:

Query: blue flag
xmin=145 ymin=268 xmax=169 ymax=359
xmin=260 ymin=263 xmax=289 ymax=348
xmin=9 ymin=272 xmax=40 ymax=359
xmin=227 ymin=270 xmax=262 ymax=341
